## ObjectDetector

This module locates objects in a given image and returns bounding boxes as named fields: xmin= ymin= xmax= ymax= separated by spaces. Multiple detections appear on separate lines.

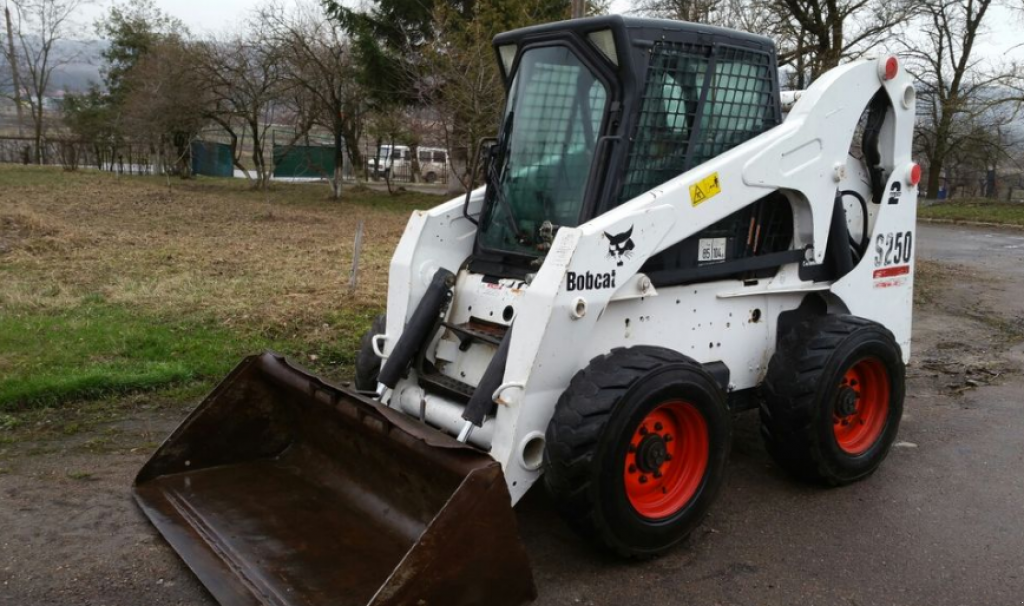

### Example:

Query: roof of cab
xmin=492 ymin=14 xmax=775 ymax=51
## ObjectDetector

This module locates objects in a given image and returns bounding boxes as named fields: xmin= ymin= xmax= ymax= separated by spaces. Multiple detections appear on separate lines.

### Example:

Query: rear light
xmin=879 ymin=56 xmax=899 ymax=81
xmin=909 ymin=163 xmax=922 ymax=186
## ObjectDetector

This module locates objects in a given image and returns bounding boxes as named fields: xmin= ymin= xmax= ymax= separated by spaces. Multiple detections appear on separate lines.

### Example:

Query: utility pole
xmin=571 ymin=0 xmax=586 ymax=18
xmin=3 ymin=1 xmax=25 ymax=136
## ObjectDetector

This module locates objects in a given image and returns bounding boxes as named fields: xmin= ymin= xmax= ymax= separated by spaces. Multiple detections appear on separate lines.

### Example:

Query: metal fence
xmin=0 ymin=136 xmax=159 ymax=175
xmin=0 ymin=133 xmax=462 ymax=187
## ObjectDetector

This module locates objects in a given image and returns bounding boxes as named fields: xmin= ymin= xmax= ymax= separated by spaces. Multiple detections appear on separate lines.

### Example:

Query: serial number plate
xmin=698 ymin=238 xmax=727 ymax=263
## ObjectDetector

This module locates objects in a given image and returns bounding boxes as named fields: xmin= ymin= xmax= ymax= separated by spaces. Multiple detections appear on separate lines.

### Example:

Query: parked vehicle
xmin=368 ymin=144 xmax=449 ymax=183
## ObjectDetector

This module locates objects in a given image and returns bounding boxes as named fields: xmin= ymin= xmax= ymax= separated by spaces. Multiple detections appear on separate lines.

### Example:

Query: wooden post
xmin=349 ymin=219 xmax=365 ymax=294
xmin=571 ymin=0 xmax=586 ymax=18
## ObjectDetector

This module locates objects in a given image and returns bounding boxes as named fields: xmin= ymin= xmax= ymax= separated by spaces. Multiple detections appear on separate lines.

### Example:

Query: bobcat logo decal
xmin=604 ymin=226 xmax=635 ymax=267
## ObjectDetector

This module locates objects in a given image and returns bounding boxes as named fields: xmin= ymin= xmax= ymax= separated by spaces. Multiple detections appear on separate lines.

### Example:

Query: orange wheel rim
xmin=623 ymin=400 xmax=709 ymax=520
xmin=833 ymin=357 xmax=890 ymax=455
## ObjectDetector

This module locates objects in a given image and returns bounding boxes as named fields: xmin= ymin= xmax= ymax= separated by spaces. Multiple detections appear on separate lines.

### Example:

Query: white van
xmin=368 ymin=145 xmax=449 ymax=183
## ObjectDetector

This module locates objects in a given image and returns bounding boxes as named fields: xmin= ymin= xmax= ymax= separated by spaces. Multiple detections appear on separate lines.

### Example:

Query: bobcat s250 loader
xmin=134 ymin=15 xmax=919 ymax=606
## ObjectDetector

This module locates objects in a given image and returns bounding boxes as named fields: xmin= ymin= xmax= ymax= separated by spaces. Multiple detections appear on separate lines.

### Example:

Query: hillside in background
xmin=0 ymin=38 xmax=104 ymax=94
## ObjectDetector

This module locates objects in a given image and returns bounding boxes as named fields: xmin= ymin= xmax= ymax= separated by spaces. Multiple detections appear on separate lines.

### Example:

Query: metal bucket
xmin=134 ymin=352 xmax=536 ymax=606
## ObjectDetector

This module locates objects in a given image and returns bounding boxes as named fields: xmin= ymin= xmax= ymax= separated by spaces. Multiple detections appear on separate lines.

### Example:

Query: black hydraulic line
xmin=462 ymin=328 xmax=513 ymax=427
xmin=861 ymin=90 xmax=889 ymax=205
xmin=378 ymin=269 xmax=456 ymax=389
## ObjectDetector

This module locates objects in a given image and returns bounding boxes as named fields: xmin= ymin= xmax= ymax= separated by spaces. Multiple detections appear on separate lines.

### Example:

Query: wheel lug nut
xmin=665 ymin=454 xmax=673 ymax=462
xmin=654 ymin=422 xmax=663 ymax=431
xmin=629 ymin=464 xmax=637 ymax=474
xmin=639 ymin=426 xmax=648 ymax=436
xmin=628 ymin=444 xmax=637 ymax=453
xmin=653 ymin=470 xmax=662 ymax=479
xmin=639 ymin=475 xmax=648 ymax=484
xmin=664 ymin=435 xmax=673 ymax=443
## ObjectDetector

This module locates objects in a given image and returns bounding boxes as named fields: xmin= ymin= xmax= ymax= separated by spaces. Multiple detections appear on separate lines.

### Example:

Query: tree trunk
xmin=33 ymin=102 xmax=44 ymax=165
xmin=332 ymin=128 xmax=344 ymax=200
xmin=4 ymin=6 xmax=25 ymax=137
xmin=410 ymin=143 xmax=420 ymax=184
xmin=925 ymin=156 xmax=943 ymax=200
xmin=372 ymin=136 xmax=383 ymax=181
xmin=926 ymin=118 xmax=952 ymax=199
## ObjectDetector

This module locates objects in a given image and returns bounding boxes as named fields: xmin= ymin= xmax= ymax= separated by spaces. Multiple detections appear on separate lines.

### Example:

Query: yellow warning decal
xmin=690 ymin=172 xmax=722 ymax=207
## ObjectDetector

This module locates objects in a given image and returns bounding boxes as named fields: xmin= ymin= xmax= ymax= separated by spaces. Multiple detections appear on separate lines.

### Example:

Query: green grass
xmin=919 ymin=199 xmax=1024 ymax=227
xmin=0 ymin=300 xmax=264 ymax=411
xmin=0 ymin=301 xmax=386 ymax=415
xmin=0 ymin=300 xmax=384 ymax=412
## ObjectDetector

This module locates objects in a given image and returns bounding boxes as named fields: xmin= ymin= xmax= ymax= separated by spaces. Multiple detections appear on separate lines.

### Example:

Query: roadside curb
xmin=917 ymin=218 xmax=1024 ymax=231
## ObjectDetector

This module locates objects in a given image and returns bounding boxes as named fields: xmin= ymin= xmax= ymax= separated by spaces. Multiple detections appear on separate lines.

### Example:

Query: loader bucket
xmin=133 ymin=352 xmax=536 ymax=606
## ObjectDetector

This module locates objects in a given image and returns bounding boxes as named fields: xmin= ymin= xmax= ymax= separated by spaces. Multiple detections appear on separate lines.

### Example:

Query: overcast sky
xmin=75 ymin=0 xmax=1023 ymax=64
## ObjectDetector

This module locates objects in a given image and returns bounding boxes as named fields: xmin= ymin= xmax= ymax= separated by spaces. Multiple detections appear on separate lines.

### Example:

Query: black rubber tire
xmin=543 ymin=346 xmax=732 ymax=558
xmin=354 ymin=314 xmax=386 ymax=392
xmin=760 ymin=314 xmax=905 ymax=485
xmin=425 ymin=171 xmax=438 ymax=183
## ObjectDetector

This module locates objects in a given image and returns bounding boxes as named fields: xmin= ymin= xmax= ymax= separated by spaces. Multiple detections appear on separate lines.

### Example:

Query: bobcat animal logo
xmin=604 ymin=226 xmax=635 ymax=267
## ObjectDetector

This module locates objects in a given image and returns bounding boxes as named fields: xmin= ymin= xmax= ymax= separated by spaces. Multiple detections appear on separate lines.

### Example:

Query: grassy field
xmin=918 ymin=198 xmax=1024 ymax=227
xmin=0 ymin=165 xmax=440 ymax=420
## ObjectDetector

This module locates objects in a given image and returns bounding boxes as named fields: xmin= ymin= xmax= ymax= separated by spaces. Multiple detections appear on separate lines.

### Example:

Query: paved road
xmin=918 ymin=222 xmax=1024 ymax=277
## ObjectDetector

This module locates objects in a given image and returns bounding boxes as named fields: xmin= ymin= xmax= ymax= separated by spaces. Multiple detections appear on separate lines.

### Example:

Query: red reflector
xmin=884 ymin=57 xmax=899 ymax=80
xmin=909 ymin=164 xmax=922 ymax=186
xmin=873 ymin=265 xmax=910 ymax=279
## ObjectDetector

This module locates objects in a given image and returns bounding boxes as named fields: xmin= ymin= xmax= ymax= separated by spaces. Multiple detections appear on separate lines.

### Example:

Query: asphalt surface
xmin=2 ymin=223 xmax=1024 ymax=606
xmin=918 ymin=222 xmax=1024 ymax=277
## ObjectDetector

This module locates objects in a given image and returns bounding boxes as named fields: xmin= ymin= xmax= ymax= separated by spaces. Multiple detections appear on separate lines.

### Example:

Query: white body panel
xmin=377 ymin=57 xmax=918 ymax=504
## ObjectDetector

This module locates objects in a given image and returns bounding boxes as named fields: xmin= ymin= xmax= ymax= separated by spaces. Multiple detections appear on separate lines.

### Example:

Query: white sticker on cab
xmin=698 ymin=238 xmax=727 ymax=263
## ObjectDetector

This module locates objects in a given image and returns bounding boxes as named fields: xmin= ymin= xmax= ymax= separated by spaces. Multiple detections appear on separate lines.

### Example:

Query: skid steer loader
xmin=135 ymin=15 xmax=918 ymax=606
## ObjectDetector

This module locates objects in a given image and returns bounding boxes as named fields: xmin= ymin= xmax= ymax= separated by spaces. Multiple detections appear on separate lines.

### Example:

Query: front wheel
xmin=544 ymin=347 xmax=732 ymax=558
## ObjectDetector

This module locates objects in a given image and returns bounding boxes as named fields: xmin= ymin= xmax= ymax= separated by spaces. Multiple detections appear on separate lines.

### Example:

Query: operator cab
xmin=471 ymin=16 xmax=786 ymax=282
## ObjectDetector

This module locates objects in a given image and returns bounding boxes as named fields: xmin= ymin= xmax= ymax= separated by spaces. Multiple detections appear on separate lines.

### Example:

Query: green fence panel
xmin=273 ymin=145 xmax=336 ymax=178
xmin=191 ymin=141 xmax=234 ymax=178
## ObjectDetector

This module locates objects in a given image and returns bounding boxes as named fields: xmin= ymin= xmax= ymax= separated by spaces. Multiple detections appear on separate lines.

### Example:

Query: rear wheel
xmin=354 ymin=314 xmax=386 ymax=392
xmin=424 ymin=171 xmax=438 ymax=183
xmin=761 ymin=315 xmax=904 ymax=485
xmin=544 ymin=346 xmax=731 ymax=558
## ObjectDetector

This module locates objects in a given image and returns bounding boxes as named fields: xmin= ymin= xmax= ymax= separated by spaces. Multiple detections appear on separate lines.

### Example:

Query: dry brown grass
xmin=0 ymin=165 xmax=438 ymax=343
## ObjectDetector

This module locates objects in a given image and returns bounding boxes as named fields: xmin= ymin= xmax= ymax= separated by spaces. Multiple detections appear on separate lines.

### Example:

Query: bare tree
xmin=634 ymin=0 xmax=914 ymax=87
xmin=632 ymin=0 xmax=729 ymax=22
xmin=4 ymin=0 xmax=88 ymax=163
xmin=120 ymin=37 xmax=208 ymax=177
xmin=2 ymin=1 xmax=26 ymax=135
xmin=905 ymin=0 xmax=1024 ymax=199
xmin=773 ymin=0 xmax=915 ymax=80
xmin=197 ymin=22 xmax=290 ymax=190
xmin=416 ymin=4 xmax=514 ymax=191
xmin=262 ymin=0 xmax=366 ymax=200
